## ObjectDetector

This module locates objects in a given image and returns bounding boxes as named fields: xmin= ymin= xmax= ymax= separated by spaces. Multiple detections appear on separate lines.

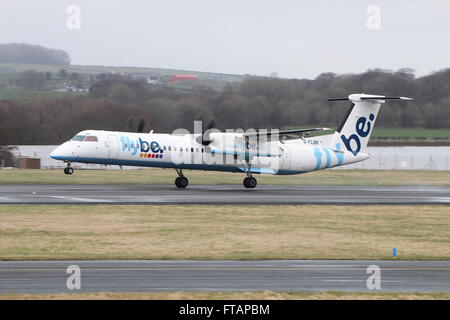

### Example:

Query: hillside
xmin=0 ymin=43 xmax=245 ymax=96
xmin=0 ymin=62 xmax=246 ymax=97
xmin=0 ymin=43 xmax=70 ymax=65
xmin=0 ymin=62 xmax=244 ymax=81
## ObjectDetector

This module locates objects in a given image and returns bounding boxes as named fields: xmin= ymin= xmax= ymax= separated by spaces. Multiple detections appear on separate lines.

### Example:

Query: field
xmin=1 ymin=168 xmax=450 ymax=186
xmin=0 ymin=62 xmax=244 ymax=99
xmin=0 ymin=204 xmax=449 ymax=261
xmin=2 ymin=291 xmax=450 ymax=300
xmin=2 ymin=169 xmax=449 ymax=260
xmin=0 ymin=62 xmax=244 ymax=81
xmin=371 ymin=128 xmax=450 ymax=142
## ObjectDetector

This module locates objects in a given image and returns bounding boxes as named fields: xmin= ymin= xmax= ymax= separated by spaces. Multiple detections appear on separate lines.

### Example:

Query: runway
xmin=0 ymin=184 xmax=449 ymax=204
xmin=1 ymin=260 xmax=449 ymax=293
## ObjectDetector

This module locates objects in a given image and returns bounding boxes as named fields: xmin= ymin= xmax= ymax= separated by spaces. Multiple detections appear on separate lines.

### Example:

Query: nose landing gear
xmin=63 ymin=162 xmax=74 ymax=175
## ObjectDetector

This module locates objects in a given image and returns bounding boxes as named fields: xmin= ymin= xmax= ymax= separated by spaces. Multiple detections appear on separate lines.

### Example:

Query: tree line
xmin=0 ymin=68 xmax=449 ymax=148
xmin=0 ymin=43 xmax=70 ymax=65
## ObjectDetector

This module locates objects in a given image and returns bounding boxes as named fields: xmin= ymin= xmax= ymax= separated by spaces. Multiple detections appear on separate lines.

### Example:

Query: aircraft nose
xmin=50 ymin=143 xmax=75 ymax=160
xmin=50 ymin=145 xmax=62 ymax=159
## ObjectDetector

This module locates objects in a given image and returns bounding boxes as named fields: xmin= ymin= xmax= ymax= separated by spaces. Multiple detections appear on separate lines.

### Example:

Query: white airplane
xmin=50 ymin=93 xmax=412 ymax=188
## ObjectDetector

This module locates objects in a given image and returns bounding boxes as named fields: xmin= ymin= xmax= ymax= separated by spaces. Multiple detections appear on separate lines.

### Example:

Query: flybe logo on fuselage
xmin=340 ymin=113 xmax=375 ymax=156
xmin=120 ymin=136 xmax=164 ymax=159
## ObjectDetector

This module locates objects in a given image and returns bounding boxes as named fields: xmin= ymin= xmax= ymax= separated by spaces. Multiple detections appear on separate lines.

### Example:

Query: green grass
xmin=1 ymin=169 xmax=450 ymax=186
xmin=0 ymin=204 xmax=449 ymax=261
xmin=372 ymin=128 xmax=450 ymax=138
xmin=0 ymin=63 xmax=244 ymax=81
xmin=372 ymin=128 xmax=450 ymax=141
xmin=0 ymin=72 xmax=18 ymax=80
xmin=285 ymin=127 xmax=450 ymax=141
xmin=0 ymin=62 xmax=243 ymax=95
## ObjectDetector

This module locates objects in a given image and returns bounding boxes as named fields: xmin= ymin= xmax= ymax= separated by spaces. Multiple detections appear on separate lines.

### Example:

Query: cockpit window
xmin=71 ymin=135 xmax=86 ymax=141
xmin=85 ymin=136 xmax=98 ymax=142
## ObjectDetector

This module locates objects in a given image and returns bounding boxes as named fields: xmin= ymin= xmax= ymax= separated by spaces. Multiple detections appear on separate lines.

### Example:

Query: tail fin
xmin=328 ymin=94 xmax=413 ymax=156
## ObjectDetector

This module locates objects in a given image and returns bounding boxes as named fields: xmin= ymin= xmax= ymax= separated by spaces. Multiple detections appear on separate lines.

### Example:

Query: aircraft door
xmin=107 ymin=135 xmax=119 ymax=159
xmin=280 ymin=145 xmax=291 ymax=170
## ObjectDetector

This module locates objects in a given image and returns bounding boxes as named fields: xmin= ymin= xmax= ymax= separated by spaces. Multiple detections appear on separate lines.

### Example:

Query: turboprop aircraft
xmin=50 ymin=93 xmax=412 ymax=188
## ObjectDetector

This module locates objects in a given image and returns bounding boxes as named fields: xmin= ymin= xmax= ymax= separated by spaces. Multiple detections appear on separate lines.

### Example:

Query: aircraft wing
xmin=243 ymin=127 xmax=333 ymax=141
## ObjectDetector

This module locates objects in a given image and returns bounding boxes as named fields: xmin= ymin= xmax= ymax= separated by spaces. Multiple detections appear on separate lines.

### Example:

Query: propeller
xmin=195 ymin=115 xmax=216 ymax=145
xmin=127 ymin=116 xmax=147 ymax=133
xmin=137 ymin=118 xmax=146 ymax=133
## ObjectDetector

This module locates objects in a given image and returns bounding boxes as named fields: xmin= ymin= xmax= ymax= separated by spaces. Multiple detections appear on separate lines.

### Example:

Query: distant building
xmin=170 ymin=75 xmax=198 ymax=82
xmin=146 ymin=78 xmax=159 ymax=85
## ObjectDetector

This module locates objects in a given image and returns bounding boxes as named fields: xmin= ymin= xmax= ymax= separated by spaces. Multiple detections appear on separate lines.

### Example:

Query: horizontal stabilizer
xmin=328 ymin=94 xmax=413 ymax=102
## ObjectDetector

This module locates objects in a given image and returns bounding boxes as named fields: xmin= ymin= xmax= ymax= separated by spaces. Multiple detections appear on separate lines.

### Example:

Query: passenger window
xmin=191 ymin=147 xmax=194 ymax=152
xmin=169 ymin=146 xmax=171 ymax=151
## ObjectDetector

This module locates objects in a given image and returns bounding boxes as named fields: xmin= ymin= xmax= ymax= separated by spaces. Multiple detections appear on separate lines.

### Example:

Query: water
xmin=10 ymin=145 xmax=450 ymax=170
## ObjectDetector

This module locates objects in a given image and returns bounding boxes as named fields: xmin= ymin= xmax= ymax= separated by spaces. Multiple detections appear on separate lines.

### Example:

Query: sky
xmin=0 ymin=0 xmax=449 ymax=79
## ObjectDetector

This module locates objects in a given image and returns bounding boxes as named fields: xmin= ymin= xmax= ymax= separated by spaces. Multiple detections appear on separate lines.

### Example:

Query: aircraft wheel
xmin=243 ymin=177 xmax=257 ymax=189
xmin=175 ymin=176 xmax=188 ymax=188
xmin=64 ymin=167 xmax=74 ymax=175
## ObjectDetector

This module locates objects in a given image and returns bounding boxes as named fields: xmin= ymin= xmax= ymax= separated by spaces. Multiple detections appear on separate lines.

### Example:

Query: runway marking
xmin=0 ymin=267 xmax=448 ymax=272
xmin=322 ymin=279 xmax=404 ymax=283
xmin=49 ymin=196 xmax=114 ymax=203
xmin=430 ymin=197 xmax=450 ymax=203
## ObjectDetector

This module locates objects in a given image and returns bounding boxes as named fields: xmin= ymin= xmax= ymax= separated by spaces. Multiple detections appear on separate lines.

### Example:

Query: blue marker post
xmin=393 ymin=248 xmax=397 ymax=259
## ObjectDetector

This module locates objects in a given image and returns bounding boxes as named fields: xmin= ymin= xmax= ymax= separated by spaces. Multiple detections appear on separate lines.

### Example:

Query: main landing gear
xmin=242 ymin=163 xmax=257 ymax=189
xmin=63 ymin=162 xmax=74 ymax=175
xmin=243 ymin=176 xmax=257 ymax=189
xmin=172 ymin=168 xmax=256 ymax=189
xmin=175 ymin=169 xmax=188 ymax=188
